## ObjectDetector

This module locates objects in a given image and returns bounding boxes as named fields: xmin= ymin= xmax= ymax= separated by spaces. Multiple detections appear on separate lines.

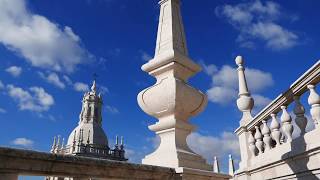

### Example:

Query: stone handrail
xmin=0 ymin=147 xmax=176 ymax=180
xmin=245 ymin=60 xmax=320 ymax=130
xmin=234 ymin=57 xmax=320 ymax=179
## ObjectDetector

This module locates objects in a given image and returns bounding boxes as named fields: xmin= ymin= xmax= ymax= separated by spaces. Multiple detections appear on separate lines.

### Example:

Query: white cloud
xmin=99 ymin=85 xmax=109 ymax=95
xmin=0 ymin=0 xmax=91 ymax=73
xmin=187 ymin=132 xmax=240 ymax=162
xmin=252 ymin=94 xmax=272 ymax=108
xmin=140 ymin=51 xmax=152 ymax=62
xmin=105 ymin=105 xmax=119 ymax=114
xmin=216 ymin=0 xmax=298 ymax=50
xmin=7 ymin=84 xmax=54 ymax=112
xmin=5 ymin=66 xmax=22 ymax=77
xmin=63 ymin=75 xmax=73 ymax=85
xmin=199 ymin=61 xmax=217 ymax=75
xmin=0 ymin=108 xmax=6 ymax=114
xmin=207 ymin=86 xmax=237 ymax=105
xmin=73 ymin=82 xmax=89 ymax=92
xmin=38 ymin=72 xmax=65 ymax=89
xmin=203 ymin=63 xmax=273 ymax=109
xmin=11 ymin=137 xmax=34 ymax=147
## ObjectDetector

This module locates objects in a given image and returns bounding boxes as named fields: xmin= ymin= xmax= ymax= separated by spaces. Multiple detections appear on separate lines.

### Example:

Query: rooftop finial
xmin=91 ymin=73 xmax=98 ymax=93
xmin=50 ymin=136 xmax=57 ymax=153
xmin=116 ymin=135 xmax=119 ymax=145
xmin=229 ymin=154 xmax=235 ymax=176
xmin=213 ymin=156 xmax=220 ymax=173
xmin=235 ymin=55 xmax=254 ymax=126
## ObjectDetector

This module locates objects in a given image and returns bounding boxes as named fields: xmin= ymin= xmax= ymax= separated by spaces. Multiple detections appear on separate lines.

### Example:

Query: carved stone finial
xmin=213 ymin=156 xmax=220 ymax=173
xmin=50 ymin=136 xmax=57 ymax=153
xmin=91 ymin=80 xmax=97 ymax=93
xmin=235 ymin=56 xmax=254 ymax=126
xmin=228 ymin=154 xmax=235 ymax=176
xmin=235 ymin=56 xmax=244 ymax=66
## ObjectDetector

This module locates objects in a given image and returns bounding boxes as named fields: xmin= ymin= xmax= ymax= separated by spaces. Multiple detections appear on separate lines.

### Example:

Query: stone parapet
xmin=0 ymin=147 xmax=231 ymax=180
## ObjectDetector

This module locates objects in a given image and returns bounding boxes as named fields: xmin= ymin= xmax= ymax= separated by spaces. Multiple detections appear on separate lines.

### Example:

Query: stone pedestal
xmin=138 ymin=0 xmax=211 ymax=172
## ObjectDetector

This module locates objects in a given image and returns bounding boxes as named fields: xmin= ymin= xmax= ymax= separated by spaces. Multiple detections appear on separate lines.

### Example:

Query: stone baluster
xmin=294 ymin=96 xmax=308 ymax=135
xmin=213 ymin=156 xmax=220 ymax=173
xmin=248 ymin=131 xmax=257 ymax=157
xmin=235 ymin=56 xmax=255 ymax=169
xmin=281 ymin=106 xmax=293 ymax=142
xmin=270 ymin=113 xmax=282 ymax=147
xmin=229 ymin=154 xmax=235 ymax=176
xmin=308 ymin=85 xmax=320 ymax=128
xmin=261 ymin=120 xmax=272 ymax=151
xmin=254 ymin=126 xmax=264 ymax=154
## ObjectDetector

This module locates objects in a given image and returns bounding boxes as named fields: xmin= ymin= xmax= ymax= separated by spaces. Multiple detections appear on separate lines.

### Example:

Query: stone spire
xmin=138 ymin=0 xmax=210 ymax=171
xmin=228 ymin=154 xmax=235 ymax=176
xmin=213 ymin=156 xmax=220 ymax=173
xmin=155 ymin=0 xmax=188 ymax=57
xmin=142 ymin=0 xmax=201 ymax=77
xmin=66 ymin=80 xmax=108 ymax=151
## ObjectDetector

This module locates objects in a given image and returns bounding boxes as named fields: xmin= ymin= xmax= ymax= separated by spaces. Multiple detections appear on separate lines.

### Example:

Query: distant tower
xmin=50 ymin=80 xmax=127 ymax=161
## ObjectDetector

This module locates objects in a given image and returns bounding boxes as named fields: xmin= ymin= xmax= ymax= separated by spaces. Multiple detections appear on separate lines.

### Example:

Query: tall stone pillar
xmin=137 ymin=0 xmax=211 ymax=171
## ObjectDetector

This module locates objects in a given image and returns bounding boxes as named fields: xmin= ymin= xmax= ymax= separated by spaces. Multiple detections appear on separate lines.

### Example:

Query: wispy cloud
xmin=105 ymin=105 xmax=119 ymax=114
xmin=0 ymin=108 xmax=6 ymax=114
xmin=73 ymin=82 xmax=89 ymax=92
xmin=0 ymin=0 xmax=92 ymax=73
xmin=11 ymin=137 xmax=34 ymax=148
xmin=216 ymin=0 xmax=298 ymax=50
xmin=140 ymin=51 xmax=152 ymax=62
xmin=38 ymin=72 xmax=66 ymax=89
xmin=7 ymin=84 xmax=54 ymax=112
xmin=5 ymin=66 xmax=22 ymax=77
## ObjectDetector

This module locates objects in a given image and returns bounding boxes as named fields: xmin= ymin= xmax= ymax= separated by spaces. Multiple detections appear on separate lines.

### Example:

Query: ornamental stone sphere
xmin=235 ymin=56 xmax=244 ymax=66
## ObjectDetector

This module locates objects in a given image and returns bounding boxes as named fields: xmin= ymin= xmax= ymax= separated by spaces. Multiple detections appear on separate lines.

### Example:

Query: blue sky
xmin=0 ymin=0 xmax=319 ymax=178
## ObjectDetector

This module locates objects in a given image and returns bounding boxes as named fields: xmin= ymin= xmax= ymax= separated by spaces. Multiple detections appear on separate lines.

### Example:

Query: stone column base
xmin=176 ymin=168 xmax=232 ymax=180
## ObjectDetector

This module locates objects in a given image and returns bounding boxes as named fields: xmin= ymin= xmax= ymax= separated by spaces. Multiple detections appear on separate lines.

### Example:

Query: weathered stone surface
xmin=0 ymin=147 xmax=232 ymax=180
xmin=0 ymin=147 xmax=176 ymax=179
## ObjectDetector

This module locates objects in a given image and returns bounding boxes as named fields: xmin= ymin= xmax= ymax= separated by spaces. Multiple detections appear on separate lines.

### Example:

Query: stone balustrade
xmin=234 ymin=57 xmax=320 ymax=179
